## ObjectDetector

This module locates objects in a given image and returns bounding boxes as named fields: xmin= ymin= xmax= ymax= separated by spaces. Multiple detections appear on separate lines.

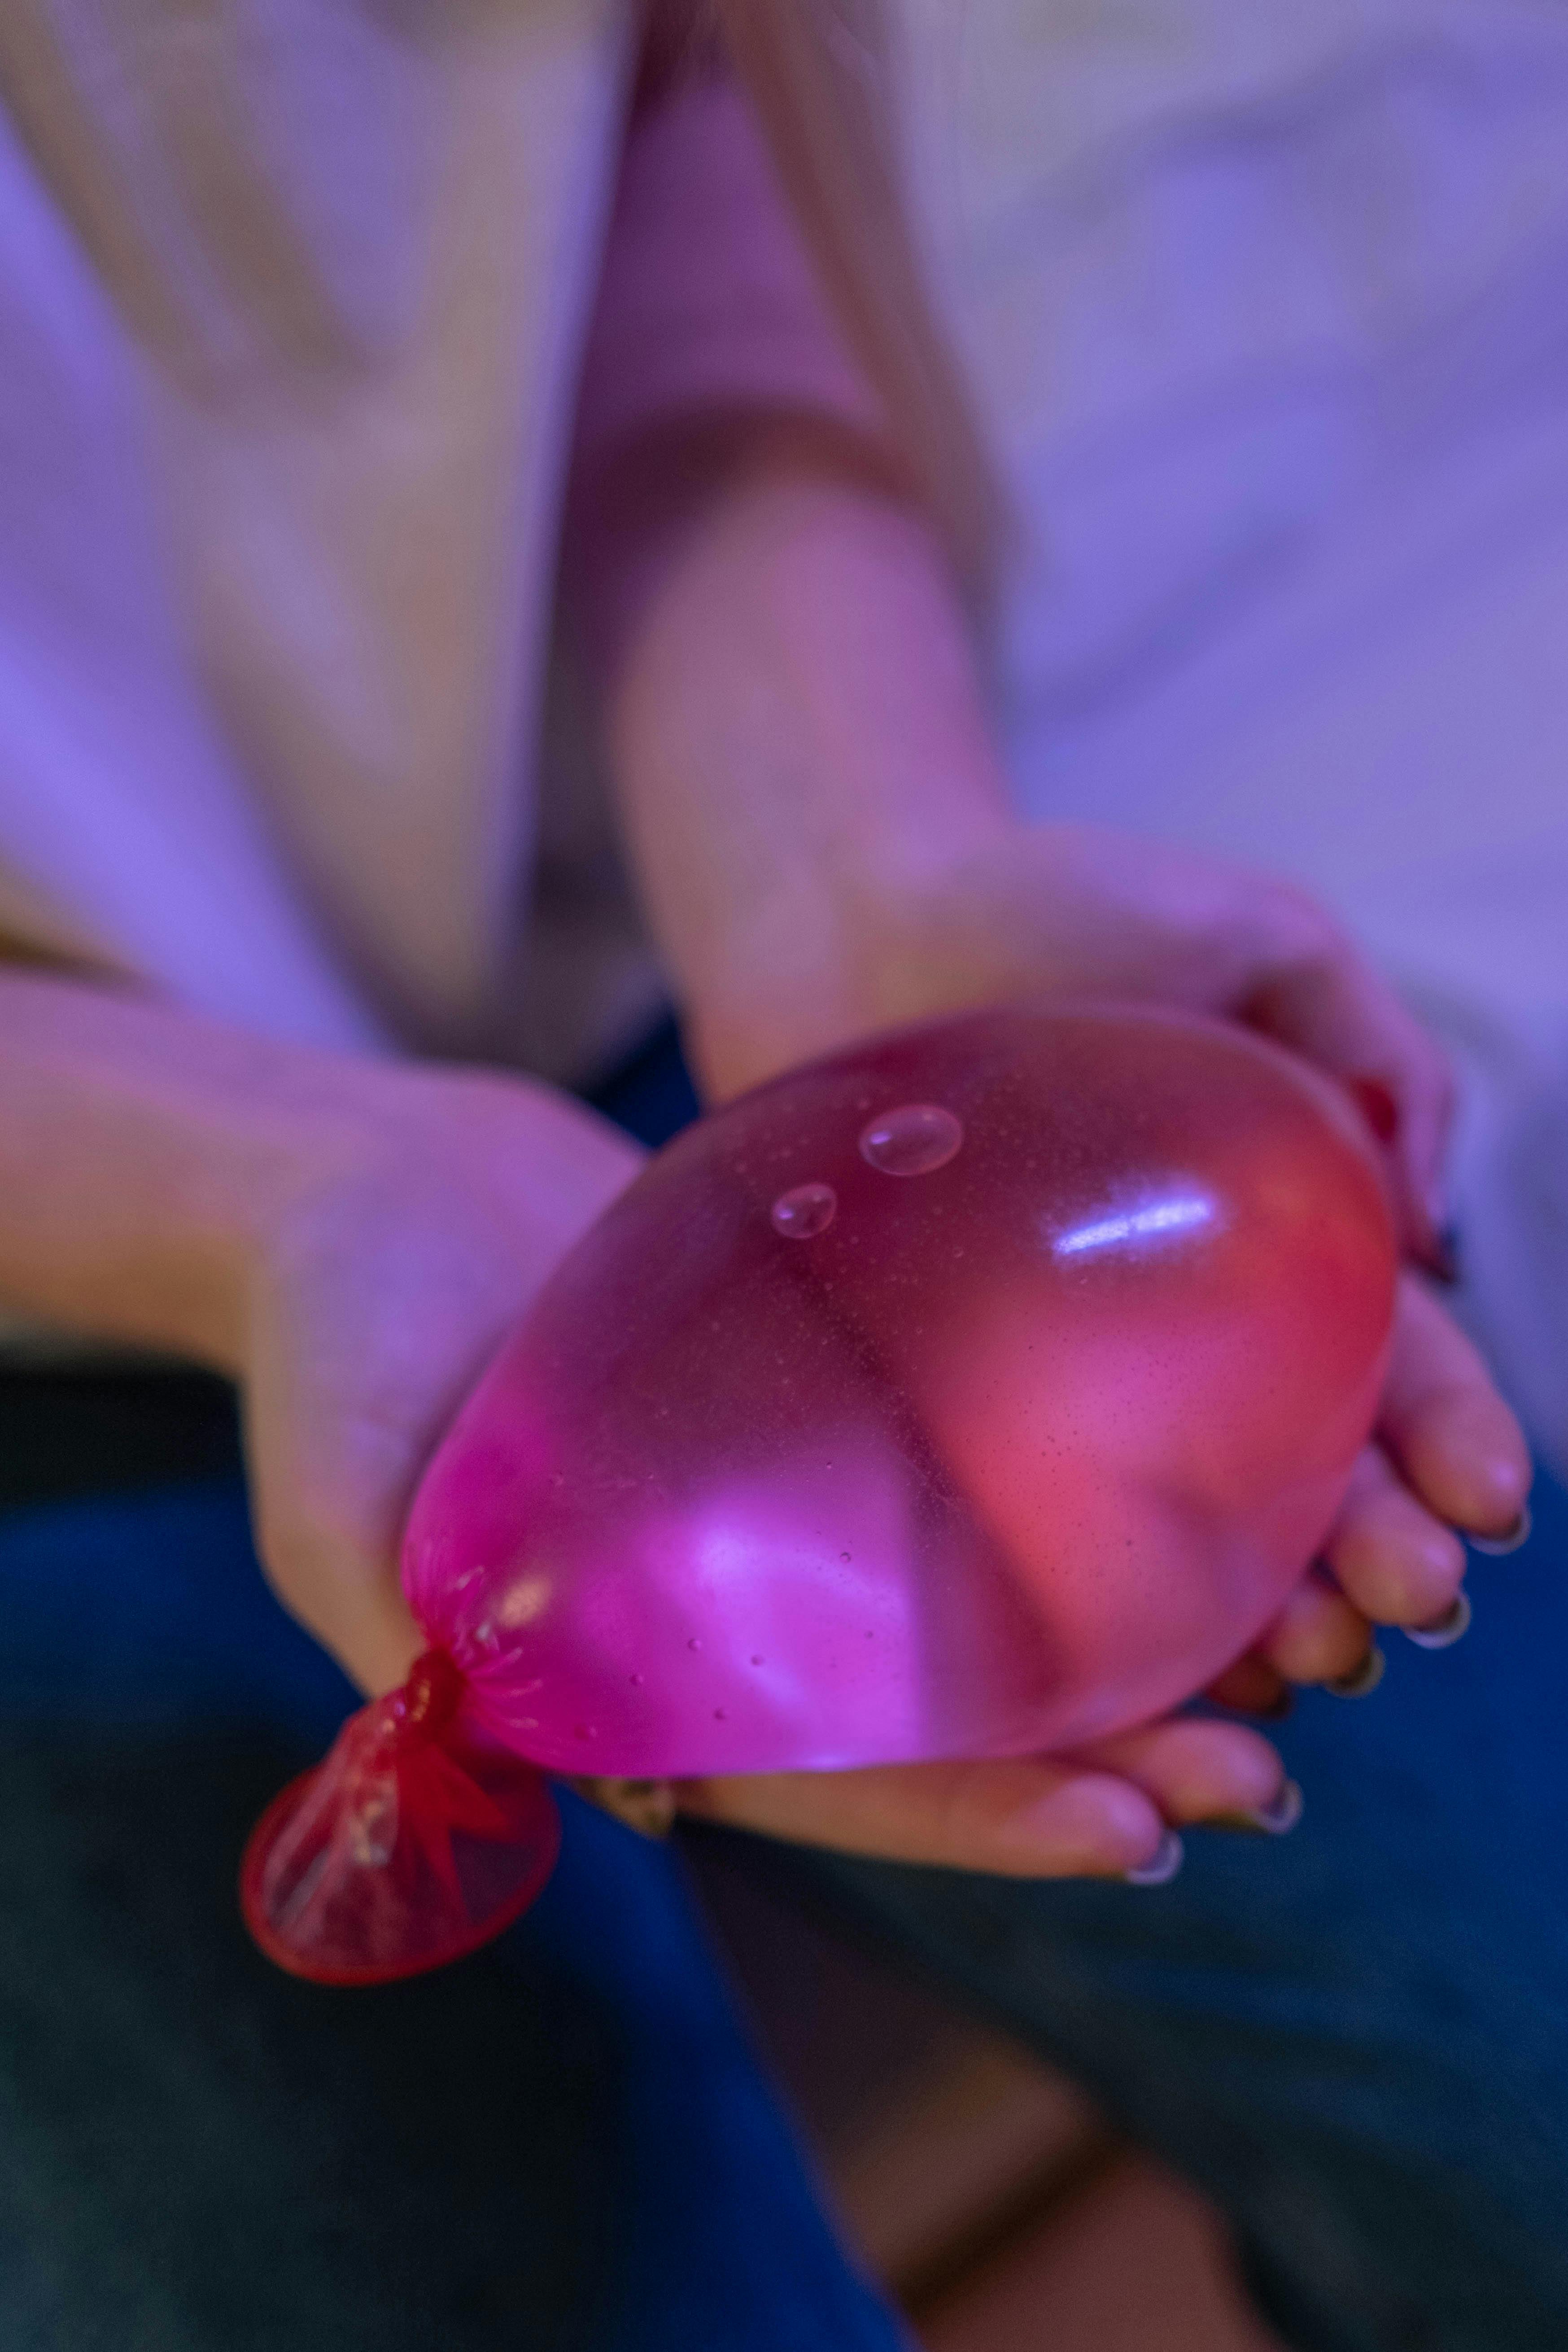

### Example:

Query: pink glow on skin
xmin=245 ymin=1003 xmax=1397 ymax=1980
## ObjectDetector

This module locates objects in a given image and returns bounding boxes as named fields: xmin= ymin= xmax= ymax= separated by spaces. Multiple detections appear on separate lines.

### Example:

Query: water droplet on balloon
xmin=713 ymin=1708 xmax=728 ymax=1721
xmin=859 ymin=1103 xmax=963 ymax=1177
xmin=750 ymin=1655 xmax=764 ymax=1667
xmin=573 ymin=1724 xmax=596 ymax=1741
xmin=771 ymin=1181 xmax=837 ymax=1239
xmin=687 ymin=1637 xmax=703 ymax=1652
xmin=839 ymin=1551 xmax=852 ymax=1563
xmin=629 ymin=1673 xmax=644 ymax=1686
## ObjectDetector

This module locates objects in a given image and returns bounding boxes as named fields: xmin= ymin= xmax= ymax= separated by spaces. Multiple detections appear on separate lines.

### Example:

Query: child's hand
xmin=704 ymin=817 xmax=1531 ymax=1718
xmin=771 ymin=818 xmax=1534 ymax=1705
xmin=598 ymin=454 xmax=1531 ymax=1758
xmin=239 ymin=1064 xmax=646 ymax=1698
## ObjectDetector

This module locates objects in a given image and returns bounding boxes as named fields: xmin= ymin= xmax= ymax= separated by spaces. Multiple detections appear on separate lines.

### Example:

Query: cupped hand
xmin=676 ymin=1715 xmax=1294 ymax=1881
xmin=1212 ymin=1272 xmax=1531 ymax=1710
xmin=698 ymin=817 xmax=1532 ymax=1752
xmin=239 ymin=1062 xmax=645 ymax=1699
xmin=673 ymin=1270 xmax=1532 ymax=1879
xmin=709 ymin=818 xmax=1459 ymax=1269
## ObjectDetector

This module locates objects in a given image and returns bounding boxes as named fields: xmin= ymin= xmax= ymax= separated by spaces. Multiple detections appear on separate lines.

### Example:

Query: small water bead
xmin=859 ymin=1103 xmax=963 ymax=1177
xmin=687 ymin=1637 xmax=703 ymax=1652
xmin=771 ymin=1181 xmax=837 ymax=1239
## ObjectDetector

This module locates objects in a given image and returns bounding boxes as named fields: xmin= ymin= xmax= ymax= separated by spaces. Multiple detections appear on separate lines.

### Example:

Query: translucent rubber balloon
xmin=242 ymin=1004 xmax=1397 ymax=1982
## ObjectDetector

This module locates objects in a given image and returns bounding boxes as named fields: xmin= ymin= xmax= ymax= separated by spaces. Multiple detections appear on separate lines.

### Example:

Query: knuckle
xmin=1249 ymin=877 xmax=1340 ymax=962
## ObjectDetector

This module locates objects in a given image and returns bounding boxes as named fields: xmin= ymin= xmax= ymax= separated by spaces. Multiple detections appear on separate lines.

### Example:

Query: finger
xmin=676 ymin=1756 xmax=1168 ymax=1879
xmin=1247 ymin=1562 xmax=1373 ymax=1684
xmin=245 ymin=1401 xmax=425 ymax=1698
xmin=253 ymin=1503 xmax=424 ymax=1698
xmin=1067 ymin=1717 xmax=1289 ymax=1824
xmin=1205 ymin=1653 xmax=1293 ymax=1717
xmin=1319 ymin=1437 xmax=1468 ymax=1627
xmin=1232 ymin=883 xmax=1454 ymax=1266
xmin=1377 ymin=1276 xmax=1533 ymax=1536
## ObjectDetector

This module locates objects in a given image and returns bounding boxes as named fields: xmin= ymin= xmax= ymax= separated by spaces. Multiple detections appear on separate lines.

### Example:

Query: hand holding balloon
xmin=244 ymin=1003 xmax=1408 ymax=1981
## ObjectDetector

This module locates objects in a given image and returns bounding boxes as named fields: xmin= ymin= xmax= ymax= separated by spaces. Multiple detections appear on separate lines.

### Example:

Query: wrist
xmin=603 ymin=458 xmax=1013 ymax=1099
xmin=0 ymin=974 xmax=415 ymax=1375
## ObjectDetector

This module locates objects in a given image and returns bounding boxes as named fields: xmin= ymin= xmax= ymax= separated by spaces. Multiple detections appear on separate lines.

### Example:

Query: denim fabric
xmin=0 ymin=1471 xmax=908 ymax=2352
xmin=794 ymin=1480 xmax=1568 ymax=2352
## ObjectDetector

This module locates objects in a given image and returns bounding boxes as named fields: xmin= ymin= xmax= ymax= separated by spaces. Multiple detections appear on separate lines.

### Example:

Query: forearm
xmin=0 ymin=971 xmax=368 ymax=1370
xmin=583 ymin=428 xmax=1013 ymax=1097
xmin=562 ymin=39 xmax=1013 ymax=1098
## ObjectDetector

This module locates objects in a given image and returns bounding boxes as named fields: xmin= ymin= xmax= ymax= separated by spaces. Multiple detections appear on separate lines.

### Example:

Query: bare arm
xmin=573 ymin=419 xmax=1011 ymax=1100
xmin=573 ymin=416 xmax=1529 ymax=1734
xmin=0 ymin=969 xmax=327 ymax=1367
xmin=0 ymin=970 xmax=644 ymax=1693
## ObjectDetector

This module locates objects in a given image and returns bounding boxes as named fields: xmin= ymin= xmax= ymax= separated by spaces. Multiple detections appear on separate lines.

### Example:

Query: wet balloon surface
xmin=407 ymin=1004 xmax=1396 ymax=1777
xmin=858 ymin=1100 xmax=965 ymax=1176
xmin=770 ymin=1180 xmax=838 ymax=1239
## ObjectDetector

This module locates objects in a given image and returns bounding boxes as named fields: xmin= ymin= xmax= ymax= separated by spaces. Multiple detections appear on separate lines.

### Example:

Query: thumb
xmin=243 ymin=1387 xmax=428 ymax=1700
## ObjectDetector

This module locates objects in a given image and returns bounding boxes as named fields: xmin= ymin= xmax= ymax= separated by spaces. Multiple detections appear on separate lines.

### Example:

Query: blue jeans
xmin=0 ymin=1470 xmax=908 ymax=2352
xmin=808 ymin=1492 xmax=1568 ymax=2352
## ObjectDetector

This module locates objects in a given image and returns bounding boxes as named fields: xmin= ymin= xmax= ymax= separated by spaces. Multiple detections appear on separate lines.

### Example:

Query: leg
xmin=792 ymin=1478 xmax=1568 ymax=2352
xmin=0 ymin=1452 xmax=906 ymax=2352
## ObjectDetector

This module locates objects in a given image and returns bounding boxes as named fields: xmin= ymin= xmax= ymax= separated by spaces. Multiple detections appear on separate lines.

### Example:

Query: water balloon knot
xmin=387 ymin=1647 xmax=466 ymax=1750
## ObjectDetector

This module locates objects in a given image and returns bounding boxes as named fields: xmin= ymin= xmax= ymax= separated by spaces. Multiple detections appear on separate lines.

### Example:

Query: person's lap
xmin=0 ymin=1448 xmax=906 ymax=2352
xmin=795 ymin=1476 xmax=1568 ymax=2352
xmin=18 ymin=1440 xmax=1562 ymax=2352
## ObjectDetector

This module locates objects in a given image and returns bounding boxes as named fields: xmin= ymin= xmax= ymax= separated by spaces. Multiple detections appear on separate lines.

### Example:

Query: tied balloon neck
xmin=384 ymin=1647 xmax=466 ymax=1751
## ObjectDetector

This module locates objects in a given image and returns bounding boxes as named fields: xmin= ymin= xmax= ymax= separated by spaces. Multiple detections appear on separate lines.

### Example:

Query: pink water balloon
xmin=242 ymin=1004 xmax=1397 ymax=1982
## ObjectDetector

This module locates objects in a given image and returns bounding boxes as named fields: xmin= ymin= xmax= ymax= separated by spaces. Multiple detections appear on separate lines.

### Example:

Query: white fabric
xmin=0 ymin=0 xmax=633 ymax=1058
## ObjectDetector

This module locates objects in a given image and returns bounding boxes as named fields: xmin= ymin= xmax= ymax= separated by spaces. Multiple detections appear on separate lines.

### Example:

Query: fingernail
xmin=1257 ymin=1689 xmax=1297 ymax=1722
xmin=1205 ymin=1780 xmax=1305 ymax=1838
xmin=1404 ymin=1590 xmax=1471 ymax=1650
xmin=1326 ymin=1645 xmax=1386 ymax=1699
xmin=1468 ymin=1502 xmax=1531 ymax=1557
xmin=1124 ymin=1829 xmax=1184 ymax=1886
xmin=1254 ymin=1778 xmax=1305 ymax=1833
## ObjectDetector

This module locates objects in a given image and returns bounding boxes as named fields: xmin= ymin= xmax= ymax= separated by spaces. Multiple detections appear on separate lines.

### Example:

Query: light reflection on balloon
xmin=1052 ymin=1190 xmax=1219 ymax=1260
